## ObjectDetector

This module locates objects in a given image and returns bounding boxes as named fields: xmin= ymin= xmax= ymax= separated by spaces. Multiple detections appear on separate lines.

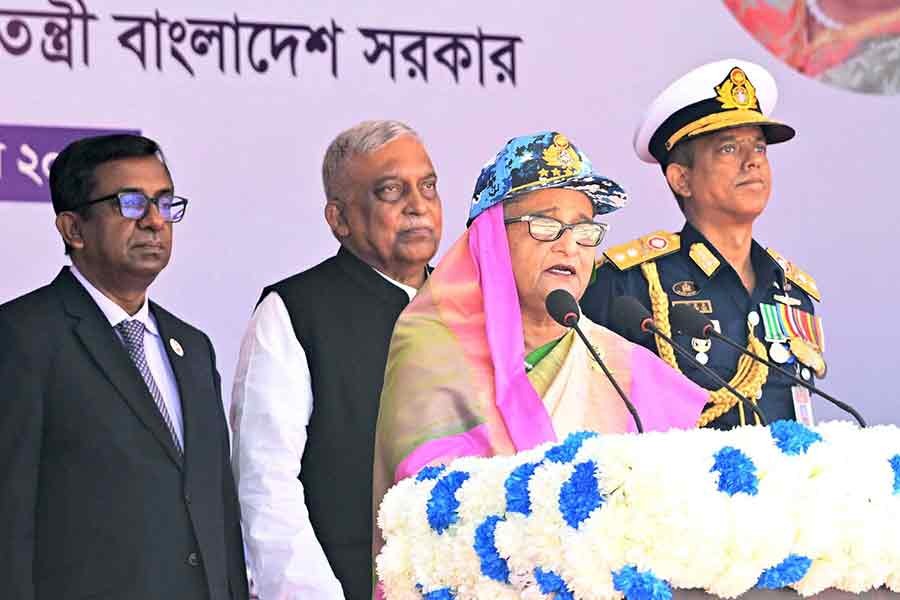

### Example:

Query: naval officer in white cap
xmin=582 ymin=58 xmax=826 ymax=430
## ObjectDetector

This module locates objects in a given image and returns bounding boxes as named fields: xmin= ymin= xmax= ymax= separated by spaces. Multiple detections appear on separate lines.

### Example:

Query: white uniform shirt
xmin=70 ymin=265 xmax=184 ymax=447
xmin=231 ymin=267 xmax=416 ymax=599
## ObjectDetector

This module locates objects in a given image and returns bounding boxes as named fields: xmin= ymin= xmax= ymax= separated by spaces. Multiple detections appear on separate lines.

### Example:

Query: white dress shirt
xmin=230 ymin=267 xmax=416 ymax=600
xmin=69 ymin=265 xmax=184 ymax=447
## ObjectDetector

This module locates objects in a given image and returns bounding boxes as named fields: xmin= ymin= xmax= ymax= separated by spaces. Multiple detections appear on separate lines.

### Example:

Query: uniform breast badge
xmin=773 ymin=293 xmax=801 ymax=307
xmin=672 ymin=299 xmax=714 ymax=314
xmin=672 ymin=280 xmax=699 ymax=297
xmin=691 ymin=319 xmax=719 ymax=366
xmin=692 ymin=337 xmax=711 ymax=365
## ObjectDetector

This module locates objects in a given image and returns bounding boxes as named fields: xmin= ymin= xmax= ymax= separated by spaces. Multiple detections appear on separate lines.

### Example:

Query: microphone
xmin=545 ymin=289 xmax=643 ymax=433
xmin=610 ymin=296 xmax=768 ymax=427
xmin=669 ymin=303 xmax=866 ymax=428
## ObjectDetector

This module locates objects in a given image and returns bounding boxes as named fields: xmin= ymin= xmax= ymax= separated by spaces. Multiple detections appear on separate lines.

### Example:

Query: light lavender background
xmin=1 ymin=1 xmax=897 ymax=424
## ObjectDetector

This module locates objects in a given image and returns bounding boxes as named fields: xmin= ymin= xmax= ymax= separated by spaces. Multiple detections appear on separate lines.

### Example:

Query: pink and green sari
xmin=372 ymin=204 xmax=708 ymax=561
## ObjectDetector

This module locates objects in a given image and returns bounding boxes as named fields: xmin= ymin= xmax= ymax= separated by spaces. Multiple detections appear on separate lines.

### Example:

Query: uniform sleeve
xmin=0 ymin=313 xmax=41 ymax=600
xmin=230 ymin=292 xmax=345 ymax=600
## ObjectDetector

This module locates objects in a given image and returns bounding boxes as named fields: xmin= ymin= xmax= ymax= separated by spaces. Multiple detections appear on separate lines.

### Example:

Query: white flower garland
xmin=377 ymin=421 xmax=900 ymax=599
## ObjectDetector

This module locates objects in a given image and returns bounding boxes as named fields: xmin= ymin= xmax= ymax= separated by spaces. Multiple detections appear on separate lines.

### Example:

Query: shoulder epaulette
xmin=766 ymin=248 xmax=821 ymax=302
xmin=602 ymin=230 xmax=681 ymax=271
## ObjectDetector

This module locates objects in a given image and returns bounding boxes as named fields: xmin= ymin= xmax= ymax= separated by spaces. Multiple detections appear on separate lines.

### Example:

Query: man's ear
xmin=665 ymin=162 xmax=691 ymax=199
xmin=324 ymin=200 xmax=350 ymax=239
xmin=55 ymin=212 xmax=85 ymax=251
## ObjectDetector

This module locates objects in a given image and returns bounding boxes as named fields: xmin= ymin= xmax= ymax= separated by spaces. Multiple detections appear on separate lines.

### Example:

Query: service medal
xmin=768 ymin=341 xmax=791 ymax=364
xmin=760 ymin=303 xmax=788 ymax=343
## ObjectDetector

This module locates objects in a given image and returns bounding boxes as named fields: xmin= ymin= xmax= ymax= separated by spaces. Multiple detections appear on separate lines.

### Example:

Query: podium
xmin=677 ymin=589 xmax=899 ymax=599
xmin=377 ymin=421 xmax=900 ymax=599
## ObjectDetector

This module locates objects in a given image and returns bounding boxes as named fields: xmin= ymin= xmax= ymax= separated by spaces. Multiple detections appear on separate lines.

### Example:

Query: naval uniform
xmin=582 ymin=223 xmax=825 ymax=429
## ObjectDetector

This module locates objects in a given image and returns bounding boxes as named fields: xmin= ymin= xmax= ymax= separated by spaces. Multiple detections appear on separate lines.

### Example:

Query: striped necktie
xmin=115 ymin=319 xmax=183 ymax=454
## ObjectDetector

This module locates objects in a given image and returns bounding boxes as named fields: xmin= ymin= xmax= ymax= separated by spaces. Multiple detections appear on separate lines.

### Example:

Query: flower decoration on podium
xmin=377 ymin=421 xmax=900 ymax=599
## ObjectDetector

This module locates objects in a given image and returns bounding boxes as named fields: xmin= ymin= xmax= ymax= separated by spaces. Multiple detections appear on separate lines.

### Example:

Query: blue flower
xmin=505 ymin=461 xmax=542 ymax=515
xmin=416 ymin=465 xmax=447 ymax=482
xmin=756 ymin=554 xmax=812 ymax=589
xmin=418 ymin=587 xmax=455 ymax=600
xmin=711 ymin=446 xmax=759 ymax=496
xmin=534 ymin=567 xmax=575 ymax=600
xmin=559 ymin=460 xmax=604 ymax=529
xmin=545 ymin=431 xmax=598 ymax=464
xmin=473 ymin=515 xmax=510 ymax=583
xmin=769 ymin=420 xmax=822 ymax=455
xmin=426 ymin=471 xmax=470 ymax=534
xmin=612 ymin=565 xmax=672 ymax=600
xmin=890 ymin=454 xmax=900 ymax=495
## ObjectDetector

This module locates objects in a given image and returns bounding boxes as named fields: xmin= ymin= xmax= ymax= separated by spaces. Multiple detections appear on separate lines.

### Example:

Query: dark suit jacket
xmin=0 ymin=268 xmax=248 ymax=600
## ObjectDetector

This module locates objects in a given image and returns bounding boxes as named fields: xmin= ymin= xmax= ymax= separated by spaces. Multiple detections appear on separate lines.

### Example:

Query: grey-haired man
xmin=231 ymin=120 xmax=442 ymax=599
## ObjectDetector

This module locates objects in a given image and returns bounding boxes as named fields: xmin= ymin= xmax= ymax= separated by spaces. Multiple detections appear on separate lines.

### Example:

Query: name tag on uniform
xmin=792 ymin=386 xmax=815 ymax=427
xmin=672 ymin=299 xmax=714 ymax=314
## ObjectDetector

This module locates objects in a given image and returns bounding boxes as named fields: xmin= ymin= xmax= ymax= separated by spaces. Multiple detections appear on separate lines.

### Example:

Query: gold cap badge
xmin=540 ymin=133 xmax=582 ymax=180
xmin=715 ymin=67 xmax=759 ymax=111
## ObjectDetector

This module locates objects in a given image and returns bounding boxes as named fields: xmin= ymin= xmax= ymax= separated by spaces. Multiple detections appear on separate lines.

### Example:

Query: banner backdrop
xmin=2 ymin=0 xmax=897 ymax=424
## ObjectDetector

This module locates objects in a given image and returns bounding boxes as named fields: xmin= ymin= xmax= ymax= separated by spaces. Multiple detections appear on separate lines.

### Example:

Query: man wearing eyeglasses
xmin=582 ymin=59 xmax=824 ymax=430
xmin=230 ymin=120 xmax=442 ymax=600
xmin=0 ymin=134 xmax=249 ymax=600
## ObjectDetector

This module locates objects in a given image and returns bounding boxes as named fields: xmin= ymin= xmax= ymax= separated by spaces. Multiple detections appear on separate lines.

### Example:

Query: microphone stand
xmin=707 ymin=330 xmax=866 ymax=428
xmin=569 ymin=319 xmax=644 ymax=434
xmin=644 ymin=322 xmax=769 ymax=427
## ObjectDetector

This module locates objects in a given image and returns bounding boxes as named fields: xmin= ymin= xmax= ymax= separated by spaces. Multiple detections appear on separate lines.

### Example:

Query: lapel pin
xmin=169 ymin=338 xmax=184 ymax=357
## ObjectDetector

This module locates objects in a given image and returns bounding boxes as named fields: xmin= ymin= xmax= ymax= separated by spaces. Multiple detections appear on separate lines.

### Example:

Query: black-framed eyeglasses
xmin=503 ymin=214 xmax=609 ymax=247
xmin=77 ymin=191 xmax=189 ymax=223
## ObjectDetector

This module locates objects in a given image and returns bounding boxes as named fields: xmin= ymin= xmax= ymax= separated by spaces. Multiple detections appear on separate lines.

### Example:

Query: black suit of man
xmin=0 ymin=268 xmax=248 ymax=600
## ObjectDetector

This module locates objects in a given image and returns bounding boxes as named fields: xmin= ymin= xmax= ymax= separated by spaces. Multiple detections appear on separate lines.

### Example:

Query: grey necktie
xmin=115 ymin=319 xmax=183 ymax=454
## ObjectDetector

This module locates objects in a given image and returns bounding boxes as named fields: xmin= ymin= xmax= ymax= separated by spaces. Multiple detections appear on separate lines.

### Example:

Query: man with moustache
xmin=231 ymin=120 xmax=443 ymax=599
xmin=582 ymin=59 xmax=826 ymax=430
xmin=0 ymin=134 xmax=248 ymax=599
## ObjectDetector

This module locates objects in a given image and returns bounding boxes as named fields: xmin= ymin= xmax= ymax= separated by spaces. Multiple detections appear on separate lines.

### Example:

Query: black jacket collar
xmin=335 ymin=246 xmax=425 ymax=307
xmin=55 ymin=267 xmax=186 ymax=468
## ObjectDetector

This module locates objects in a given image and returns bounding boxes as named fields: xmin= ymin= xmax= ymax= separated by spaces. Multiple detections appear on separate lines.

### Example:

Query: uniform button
xmin=184 ymin=492 xmax=192 ymax=504
xmin=187 ymin=552 xmax=200 ymax=567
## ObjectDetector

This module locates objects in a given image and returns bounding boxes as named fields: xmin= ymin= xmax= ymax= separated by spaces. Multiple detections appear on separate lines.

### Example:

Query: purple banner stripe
xmin=0 ymin=124 xmax=140 ymax=203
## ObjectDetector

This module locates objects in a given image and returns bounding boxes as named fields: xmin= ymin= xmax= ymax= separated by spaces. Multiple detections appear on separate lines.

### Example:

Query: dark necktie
xmin=116 ymin=319 xmax=183 ymax=454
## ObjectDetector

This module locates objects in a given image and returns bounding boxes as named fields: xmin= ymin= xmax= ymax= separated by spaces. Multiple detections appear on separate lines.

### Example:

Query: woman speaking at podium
xmin=371 ymin=131 xmax=710 ymax=568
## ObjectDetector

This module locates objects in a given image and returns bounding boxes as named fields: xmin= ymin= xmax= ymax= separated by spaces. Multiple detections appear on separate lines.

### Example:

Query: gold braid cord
xmin=640 ymin=262 xmax=769 ymax=426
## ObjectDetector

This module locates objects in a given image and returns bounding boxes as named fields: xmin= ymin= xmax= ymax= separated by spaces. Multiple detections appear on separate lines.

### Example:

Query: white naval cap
xmin=633 ymin=58 xmax=796 ymax=165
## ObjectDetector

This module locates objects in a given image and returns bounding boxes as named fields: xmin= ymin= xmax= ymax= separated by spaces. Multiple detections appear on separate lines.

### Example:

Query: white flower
xmin=375 ymin=423 xmax=900 ymax=599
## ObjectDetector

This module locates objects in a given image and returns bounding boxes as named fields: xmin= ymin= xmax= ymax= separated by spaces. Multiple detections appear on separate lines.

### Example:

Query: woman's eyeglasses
xmin=503 ymin=214 xmax=609 ymax=247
